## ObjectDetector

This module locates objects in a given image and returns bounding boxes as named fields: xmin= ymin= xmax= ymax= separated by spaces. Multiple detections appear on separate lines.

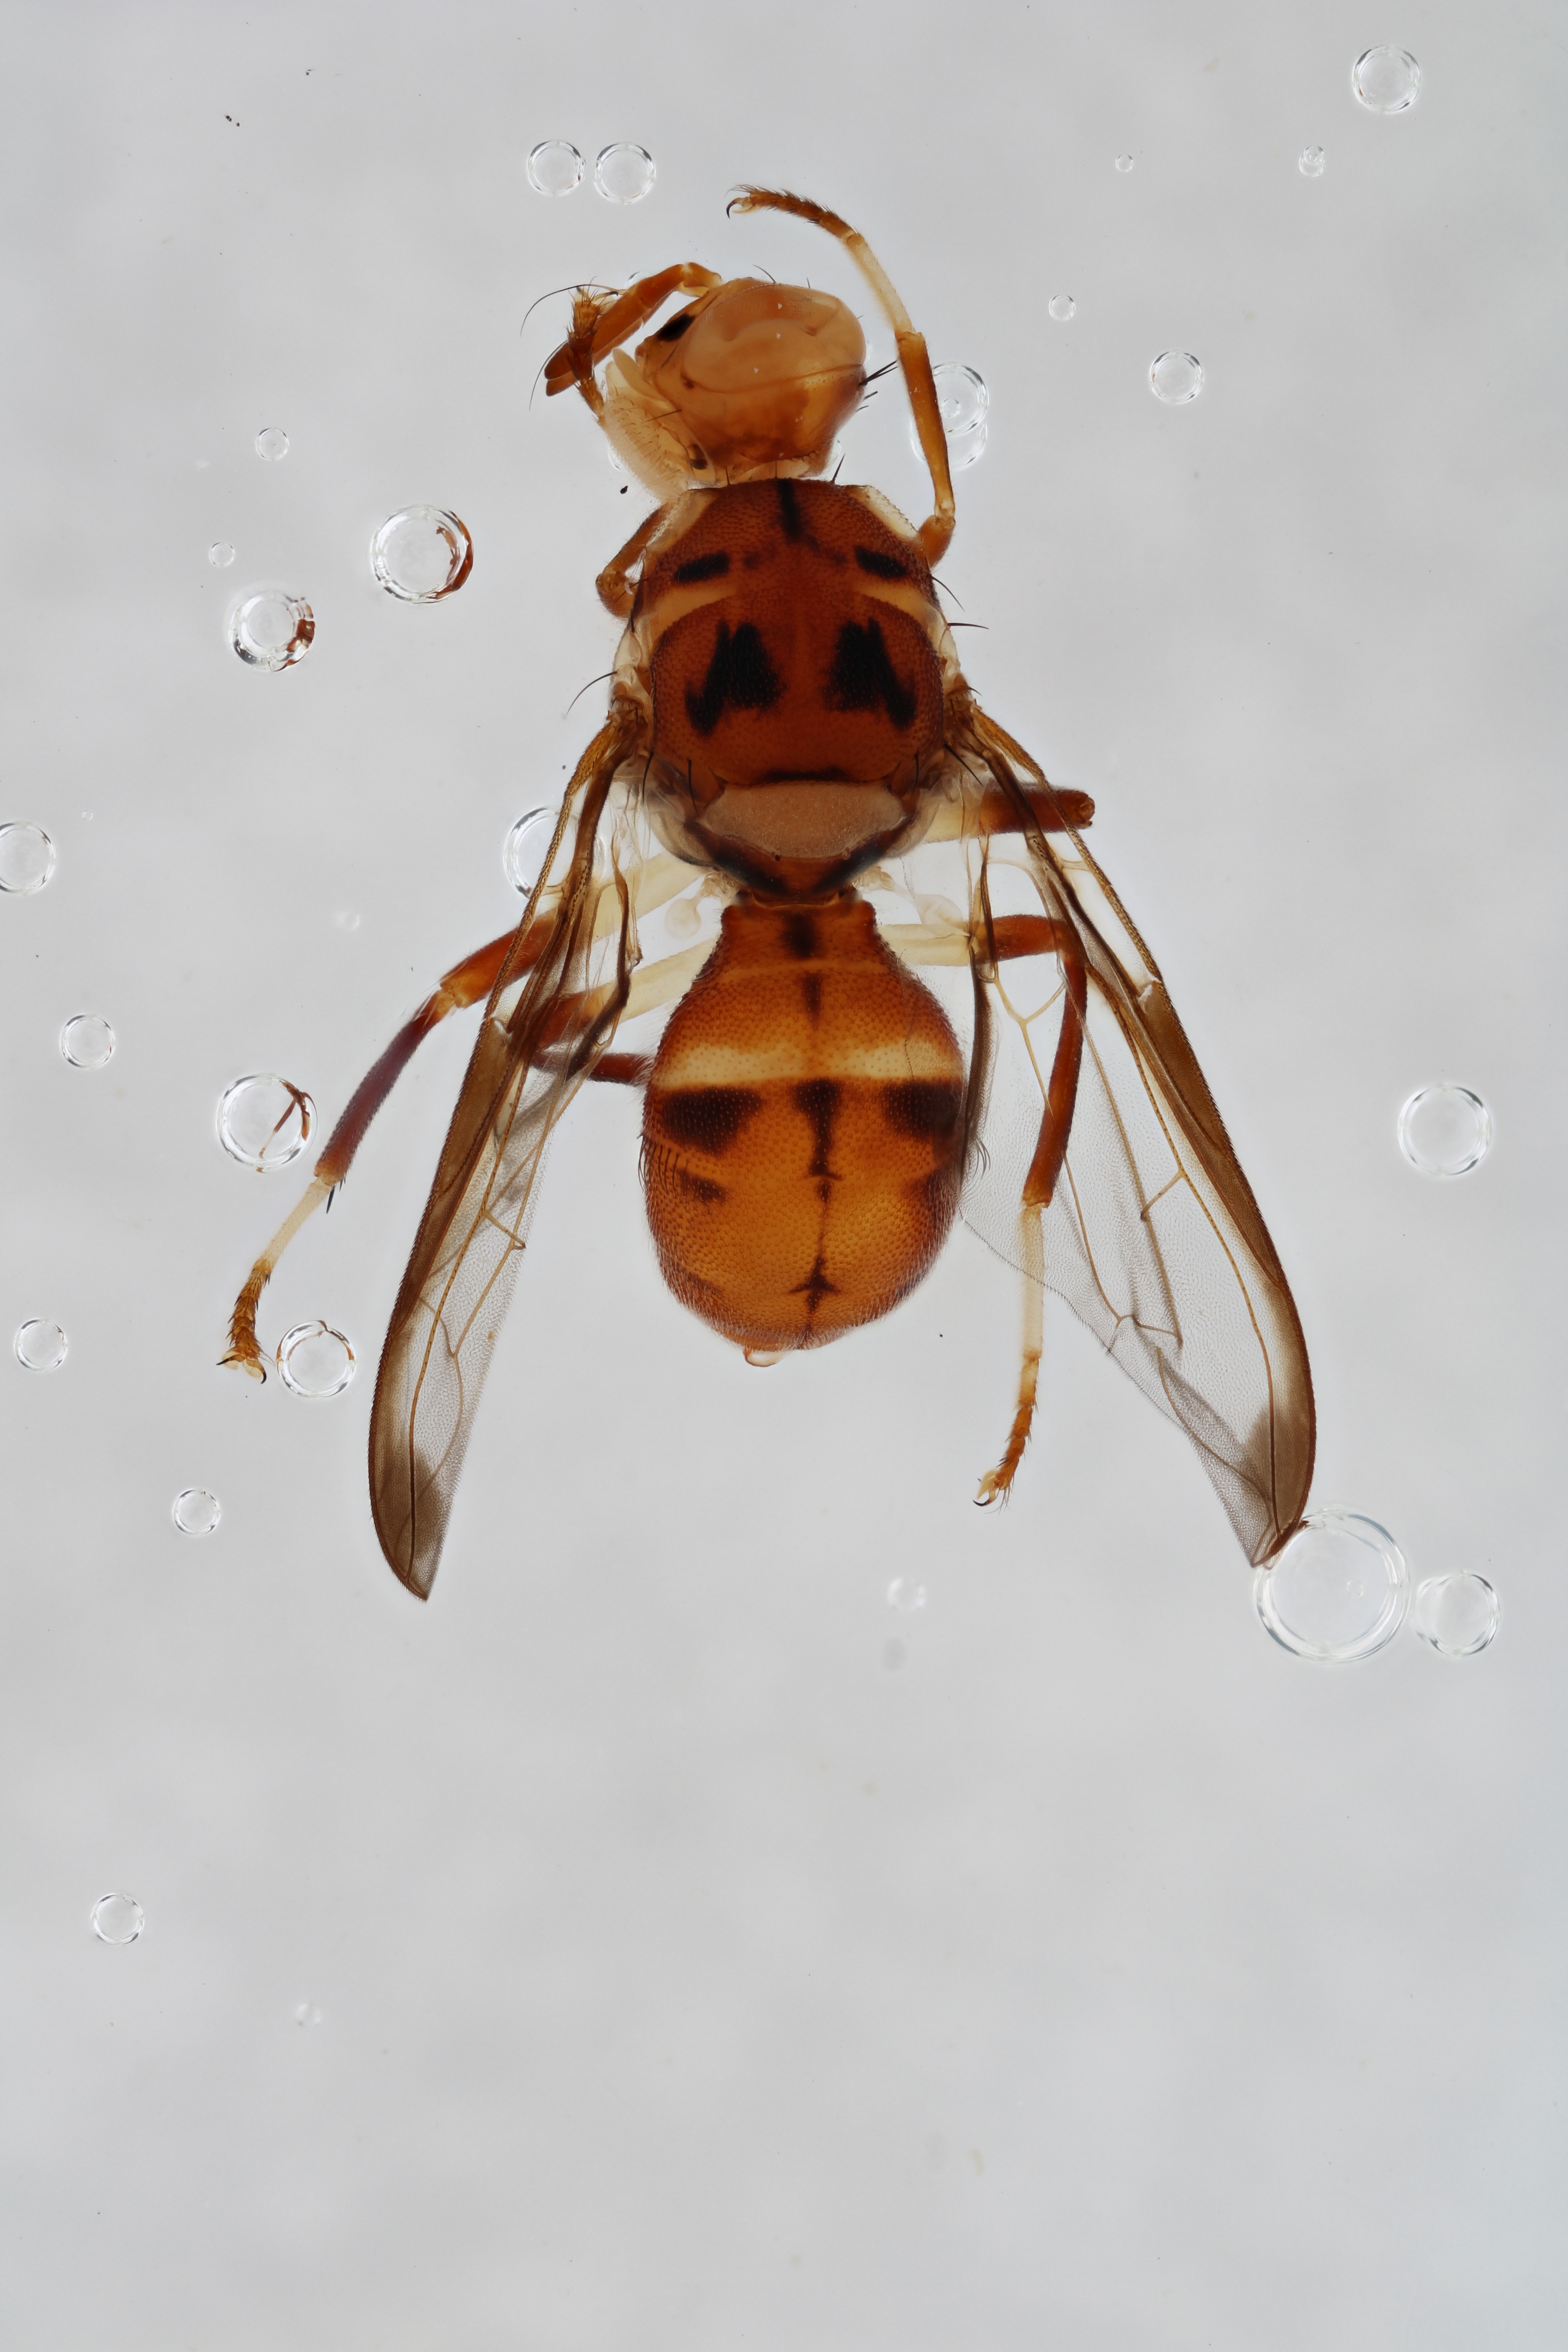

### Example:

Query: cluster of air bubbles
xmin=208 ymin=540 xmax=235 ymax=568
xmin=276 ymin=1321 xmax=356 ymax=1399
xmin=1352 ymin=46 xmax=1421 ymax=113
xmin=911 ymin=363 xmax=989 ymax=470
xmin=1150 ymin=351 xmax=1203 ymax=406
xmin=1255 ymin=1509 xmax=1408 ymax=1663
xmin=172 ymin=1488 xmax=221 ymax=1537
xmin=1299 ymin=146 xmax=1326 ymax=178
xmin=229 ymin=588 xmax=314 ymax=671
xmin=60 ymin=1013 xmax=115 ymax=1069
xmin=91 ymin=1894 xmax=143 ymax=1945
xmin=218 ymin=1074 xmax=314 ymax=1171
xmin=1398 ymin=1082 xmax=1492 ymax=1178
xmin=1048 ymin=294 xmax=1076 ymax=323
xmin=1115 ymin=153 xmax=1135 ymax=173
xmin=1414 ymin=1573 xmax=1501 ymax=1658
xmin=527 ymin=140 xmax=655 ymax=203
xmin=370 ymin=506 xmax=473 ymax=603
xmin=255 ymin=425 xmax=289 ymax=461
xmin=0 ymin=822 xmax=56 ymax=894
xmin=15 ymin=1318 xmax=67 ymax=1373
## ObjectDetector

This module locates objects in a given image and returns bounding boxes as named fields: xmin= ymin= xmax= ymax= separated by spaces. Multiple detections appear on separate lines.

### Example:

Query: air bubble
xmin=370 ymin=506 xmax=473 ymax=603
xmin=1299 ymin=146 xmax=1325 ymax=178
xmin=1254 ymin=1509 xmax=1408 ymax=1663
xmin=276 ymin=1321 xmax=356 ymax=1399
xmin=15 ymin=1319 xmax=67 ymax=1372
xmin=1048 ymin=294 xmax=1076 ymax=323
xmin=334 ymin=909 xmax=360 ymax=931
xmin=1414 ymin=1573 xmax=1500 ymax=1657
xmin=218 ymin=1073 xmax=314 ymax=1171
xmin=910 ymin=364 xmax=989 ymax=471
xmin=229 ymin=588 xmax=314 ymax=670
xmin=172 ymin=1488 xmax=221 ymax=1537
xmin=91 ymin=1893 xmax=143 ymax=1945
xmin=1398 ymin=1083 xmax=1492 ymax=1178
xmin=1115 ymin=154 xmax=1135 ymax=173
xmin=1352 ymin=47 xmax=1421 ymax=113
xmin=295 ymin=2003 xmax=323 ymax=2028
xmin=527 ymin=140 xmax=583 ymax=196
xmin=60 ymin=1013 xmax=115 ymax=1069
xmin=503 ymin=807 xmax=558 ymax=895
xmin=1150 ymin=351 xmax=1203 ymax=405
xmin=594 ymin=143 xmax=656 ymax=204
xmin=887 ymin=1577 xmax=927 ymax=1615
xmin=0 ymin=822 xmax=56 ymax=894
xmin=208 ymin=540 xmax=236 ymax=568
xmin=254 ymin=425 xmax=289 ymax=461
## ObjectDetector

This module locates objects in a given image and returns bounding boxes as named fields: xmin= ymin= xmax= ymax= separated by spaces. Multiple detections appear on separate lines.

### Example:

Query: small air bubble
xmin=229 ymin=588 xmax=314 ymax=670
xmin=1299 ymin=145 xmax=1326 ymax=177
xmin=218 ymin=1073 xmax=314 ymax=1171
xmin=594 ymin=142 xmax=656 ymax=204
xmin=887 ymin=1577 xmax=927 ymax=1615
xmin=527 ymin=140 xmax=583 ymax=196
xmin=294 ymin=2002 xmax=323 ymax=2027
xmin=1414 ymin=1573 xmax=1500 ymax=1658
xmin=91 ymin=1893 xmax=143 ymax=1945
xmin=1254 ymin=1509 xmax=1408 ymax=1663
xmin=15 ymin=1318 xmax=67 ymax=1372
xmin=254 ymin=425 xmax=289 ymax=461
xmin=1150 ymin=351 xmax=1203 ymax=405
xmin=910 ymin=364 xmax=989 ymax=471
xmin=276 ymin=1321 xmax=356 ymax=1399
xmin=503 ymin=807 xmax=558 ymax=895
xmin=334 ymin=909 xmax=360 ymax=931
xmin=1352 ymin=46 xmax=1421 ymax=113
xmin=60 ymin=1013 xmax=115 ymax=1069
xmin=1397 ymin=1083 xmax=1492 ymax=1178
xmin=370 ymin=506 xmax=473 ymax=603
xmin=208 ymin=540 xmax=236 ymax=567
xmin=1115 ymin=153 xmax=1135 ymax=173
xmin=1048 ymin=294 xmax=1076 ymax=323
xmin=172 ymin=1488 xmax=221 ymax=1537
xmin=0 ymin=822 xmax=56 ymax=894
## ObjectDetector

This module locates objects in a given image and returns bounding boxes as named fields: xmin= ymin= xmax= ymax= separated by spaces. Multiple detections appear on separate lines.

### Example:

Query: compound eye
xmin=653 ymin=310 xmax=695 ymax=343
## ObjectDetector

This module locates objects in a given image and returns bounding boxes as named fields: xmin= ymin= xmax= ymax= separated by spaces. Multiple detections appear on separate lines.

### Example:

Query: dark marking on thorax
xmin=854 ymin=544 xmax=908 ymax=580
xmin=792 ymin=1078 xmax=842 ymax=1180
xmin=825 ymin=618 xmax=918 ymax=729
xmin=776 ymin=479 xmax=804 ymax=541
xmin=780 ymin=913 xmax=818 ymax=960
xmin=673 ymin=549 xmax=731 ymax=584
xmin=684 ymin=621 xmax=783 ymax=735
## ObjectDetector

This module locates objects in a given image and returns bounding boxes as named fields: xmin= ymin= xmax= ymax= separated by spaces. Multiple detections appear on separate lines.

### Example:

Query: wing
xmin=950 ymin=701 xmax=1315 ymax=1566
xmin=370 ymin=717 xmax=637 ymax=1598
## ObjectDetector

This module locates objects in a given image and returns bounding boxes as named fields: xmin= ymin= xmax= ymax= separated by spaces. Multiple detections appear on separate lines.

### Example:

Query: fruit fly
xmin=224 ymin=187 xmax=1315 ymax=1599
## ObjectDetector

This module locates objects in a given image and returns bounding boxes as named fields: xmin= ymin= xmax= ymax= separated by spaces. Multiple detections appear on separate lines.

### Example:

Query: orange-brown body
xmin=643 ymin=896 xmax=965 ymax=1354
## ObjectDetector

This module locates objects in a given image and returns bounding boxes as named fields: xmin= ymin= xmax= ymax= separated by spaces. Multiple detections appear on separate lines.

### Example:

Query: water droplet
xmin=1150 ymin=350 xmax=1203 ymax=405
xmin=887 ymin=1577 xmax=927 ymax=1615
xmin=295 ymin=2002 xmax=323 ymax=2027
xmin=1115 ymin=153 xmax=1135 ymax=173
xmin=594 ymin=142 xmax=656 ymax=204
xmin=172 ymin=1487 xmax=221 ymax=1537
xmin=503 ymin=806 xmax=558 ymax=895
xmin=91 ymin=1893 xmax=143 ymax=1945
xmin=60 ymin=1013 xmax=115 ymax=1069
xmin=229 ymin=588 xmax=314 ymax=671
xmin=0 ymin=822 xmax=57 ymax=894
xmin=1398 ymin=1082 xmax=1492 ymax=1178
xmin=276 ymin=1320 xmax=356 ymax=1399
xmin=1352 ymin=46 xmax=1421 ymax=114
xmin=254 ymin=425 xmax=290 ymax=461
xmin=1048 ymin=294 xmax=1076 ymax=323
xmin=370 ymin=506 xmax=474 ymax=603
xmin=14 ymin=1318 xmax=67 ymax=1372
xmin=744 ymin=1347 xmax=786 ymax=1368
xmin=208 ymin=540 xmax=236 ymax=567
xmin=1413 ymin=1573 xmax=1500 ymax=1658
xmin=1254 ymin=1509 xmax=1408 ymax=1663
xmin=334 ymin=908 xmax=361 ymax=932
xmin=527 ymin=139 xmax=583 ymax=196
xmin=218 ymin=1073 xmax=315 ymax=1171
xmin=1298 ymin=145 xmax=1326 ymax=178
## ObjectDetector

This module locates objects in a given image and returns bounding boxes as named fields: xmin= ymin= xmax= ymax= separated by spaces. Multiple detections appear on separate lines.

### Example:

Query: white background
xmin=2 ymin=5 xmax=1563 ymax=2346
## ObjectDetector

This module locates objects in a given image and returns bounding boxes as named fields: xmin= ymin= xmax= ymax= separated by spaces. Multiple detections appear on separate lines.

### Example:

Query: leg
xmin=543 ymin=263 xmax=723 ymax=403
xmin=597 ymin=503 xmax=670 ymax=618
xmin=728 ymin=188 xmax=956 ymax=566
